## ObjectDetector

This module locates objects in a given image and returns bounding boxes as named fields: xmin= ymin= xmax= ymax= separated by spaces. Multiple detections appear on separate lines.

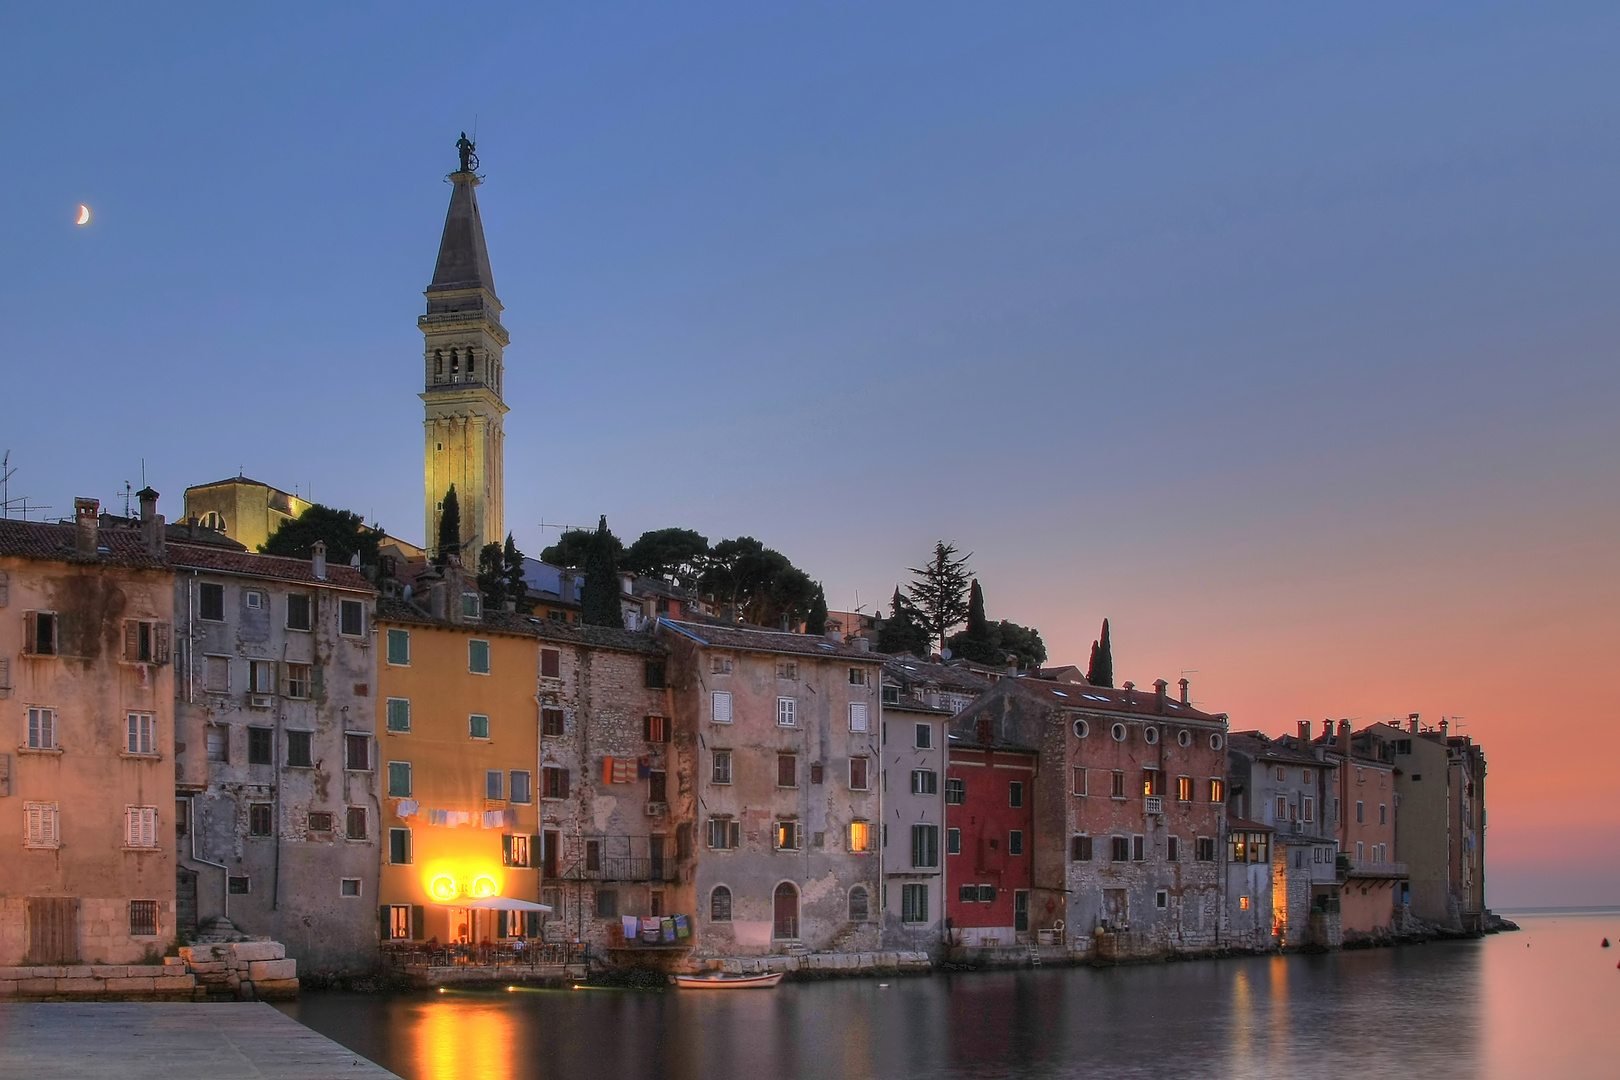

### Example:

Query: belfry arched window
xmin=434 ymin=350 xmax=443 ymax=380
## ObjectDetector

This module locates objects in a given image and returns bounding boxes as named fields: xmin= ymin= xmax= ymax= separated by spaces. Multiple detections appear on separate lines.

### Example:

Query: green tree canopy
xmin=580 ymin=516 xmax=624 ymax=627
xmin=435 ymin=485 xmax=461 ymax=566
xmin=945 ymin=578 xmax=1048 ymax=669
xmin=804 ymin=585 xmax=829 ymax=636
xmin=699 ymin=536 xmax=819 ymax=628
xmin=261 ymin=504 xmax=382 ymax=567
xmin=906 ymin=541 xmax=973 ymax=653
xmin=622 ymin=528 xmax=710 ymax=583
xmin=876 ymin=587 xmax=931 ymax=657
xmin=541 ymin=523 xmax=624 ymax=570
xmin=503 ymin=534 xmax=532 ymax=614
xmin=476 ymin=541 xmax=506 ymax=610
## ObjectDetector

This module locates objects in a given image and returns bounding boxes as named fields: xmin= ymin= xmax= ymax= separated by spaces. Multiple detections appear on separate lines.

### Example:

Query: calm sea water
xmin=278 ymin=911 xmax=1620 ymax=1080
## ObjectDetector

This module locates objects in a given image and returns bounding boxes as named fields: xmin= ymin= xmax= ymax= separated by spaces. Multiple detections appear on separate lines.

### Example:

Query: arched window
xmin=773 ymin=882 xmax=799 ymax=940
xmin=450 ymin=349 xmax=459 ymax=373
xmin=434 ymin=350 xmax=443 ymax=377
xmin=466 ymin=349 xmax=476 ymax=375
xmin=848 ymin=885 xmax=869 ymax=923
xmin=710 ymin=886 xmax=732 ymax=922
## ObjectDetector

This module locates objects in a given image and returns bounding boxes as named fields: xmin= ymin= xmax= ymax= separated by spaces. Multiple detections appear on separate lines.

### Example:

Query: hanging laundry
xmin=641 ymin=917 xmax=660 ymax=942
xmin=482 ymin=810 xmax=503 ymax=829
xmin=660 ymin=917 xmax=675 ymax=942
xmin=502 ymin=808 xmax=519 ymax=828
xmin=637 ymin=756 xmax=652 ymax=780
xmin=674 ymin=914 xmax=690 ymax=939
xmin=613 ymin=757 xmax=636 ymax=784
xmin=396 ymin=800 xmax=419 ymax=819
xmin=622 ymin=915 xmax=639 ymax=942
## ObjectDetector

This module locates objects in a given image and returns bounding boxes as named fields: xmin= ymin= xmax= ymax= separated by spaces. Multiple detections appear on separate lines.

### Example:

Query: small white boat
xmin=673 ymin=971 xmax=784 ymax=989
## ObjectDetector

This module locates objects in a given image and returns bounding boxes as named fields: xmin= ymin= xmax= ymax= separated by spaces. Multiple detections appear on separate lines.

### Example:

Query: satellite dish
xmin=940 ymin=648 xmax=952 ymax=660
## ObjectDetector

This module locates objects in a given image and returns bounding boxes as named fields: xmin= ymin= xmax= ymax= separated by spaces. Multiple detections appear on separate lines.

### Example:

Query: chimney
xmin=136 ymin=487 xmax=165 ymax=557
xmin=74 ymin=498 xmax=100 ymax=556
xmin=853 ymin=636 xmax=870 ymax=653
xmin=311 ymin=541 xmax=328 ymax=581
xmin=825 ymin=629 xmax=844 ymax=644
xmin=1439 ymin=719 xmax=1449 ymax=737
xmin=1338 ymin=718 xmax=1352 ymax=759
xmin=1408 ymin=714 xmax=1420 ymax=735
xmin=1007 ymin=659 xmax=1019 ymax=677
xmin=1298 ymin=720 xmax=1312 ymax=743
xmin=1179 ymin=678 xmax=1189 ymax=705
xmin=1154 ymin=679 xmax=1168 ymax=713
xmin=619 ymin=572 xmax=634 ymax=595
xmin=1123 ymin=680 xmax=1135 ymax=709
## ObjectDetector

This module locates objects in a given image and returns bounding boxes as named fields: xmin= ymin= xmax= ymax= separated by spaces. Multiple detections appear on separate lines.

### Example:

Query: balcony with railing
xmin=1338 ymin=856 xmax=1409 ymax=881
xmin=1143 ymin=796 xmax=1163 ymax=815
xmin=557 ymin=835 xmax=677 ymax=883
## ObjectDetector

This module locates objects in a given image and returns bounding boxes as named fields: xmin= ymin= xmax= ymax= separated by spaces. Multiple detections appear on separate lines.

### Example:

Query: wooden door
xmin=27 ymin=896 xmax=79 ymax=964
xmin=176 ymin=869 xmax=199 ymax=937
xmin=773 ymin=883 xmax=798 ymax=940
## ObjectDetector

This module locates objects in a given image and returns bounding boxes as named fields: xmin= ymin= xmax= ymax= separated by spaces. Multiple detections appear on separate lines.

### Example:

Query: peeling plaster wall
xmin=880 ymin=704 xmax=946 ymax=950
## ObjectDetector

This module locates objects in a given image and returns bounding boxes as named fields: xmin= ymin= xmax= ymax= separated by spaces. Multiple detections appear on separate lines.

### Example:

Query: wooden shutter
xmin=0 ymin=658 xmax=10 ymax=699
xmin=27 ymin=896 xmax=79 ymax=964
xmin=153 ymin=622 xmax=171 ymax=664
xmin=502 ymin=834 xmax=515 ymax=866
xmin=728 ymin=820 xmax=741 ymax=848
xmin=124 ymin=621 xmax=139 ymax=662
xmin=23 ymin=611 xmax=35 ymax=654
xmin=530 ymin=835 xmax=542 ymax=870
xmin=559 ymin=769 xmax=570 ymax=799
xmin=412 ymin=905 xmax=426 ymax=941
xmin=378 ymin=905 xmax=391 ymax=942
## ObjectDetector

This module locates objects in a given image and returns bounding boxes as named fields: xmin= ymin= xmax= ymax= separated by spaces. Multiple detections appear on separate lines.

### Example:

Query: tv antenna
xmin=1 ymin=451 xmax=51 ymax=521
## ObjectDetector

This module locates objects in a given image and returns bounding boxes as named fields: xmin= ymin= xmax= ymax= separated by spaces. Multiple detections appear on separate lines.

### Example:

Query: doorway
xmin=773 ymin=882 xmax=799 ymax=940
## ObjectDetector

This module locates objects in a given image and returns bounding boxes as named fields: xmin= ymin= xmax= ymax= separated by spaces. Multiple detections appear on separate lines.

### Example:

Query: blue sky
xmin=5 ymin=2 xmax=1619 ymax=902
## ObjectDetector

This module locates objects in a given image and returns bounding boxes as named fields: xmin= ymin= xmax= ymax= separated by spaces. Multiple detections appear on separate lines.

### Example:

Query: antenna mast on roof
xmin=0 ymin=451 xmax=51 ymax=521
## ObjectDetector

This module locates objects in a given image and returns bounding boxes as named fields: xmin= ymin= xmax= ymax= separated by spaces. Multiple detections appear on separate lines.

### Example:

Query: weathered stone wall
xmin=0 ymin=940 xmax=295 ymax=1000
xmin=879 ymin=703 xmax=947 ymax=952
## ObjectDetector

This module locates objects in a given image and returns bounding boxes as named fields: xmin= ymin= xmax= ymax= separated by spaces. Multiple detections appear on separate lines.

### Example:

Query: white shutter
xmin=849 ymin=703 xmax=868 ymax=732
xmin=126 ymin=807 xmax=138 ymax=846
xmin=711 ymin=691 xmax=732 ymax=723
xmin=143 ymin=808 xmax=157 ymax=848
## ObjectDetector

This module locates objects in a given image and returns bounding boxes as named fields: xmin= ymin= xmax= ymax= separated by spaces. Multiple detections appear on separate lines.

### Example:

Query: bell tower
xmin=421 ymin=134 xmax=508 ymax=560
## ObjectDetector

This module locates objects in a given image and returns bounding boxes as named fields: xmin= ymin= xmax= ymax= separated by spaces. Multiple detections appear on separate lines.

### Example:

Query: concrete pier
xmin=0 ymin=1002 xmax=399 ymax=1079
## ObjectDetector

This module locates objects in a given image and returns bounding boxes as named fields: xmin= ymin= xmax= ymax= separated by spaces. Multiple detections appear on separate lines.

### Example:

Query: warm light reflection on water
xmin=280 ymin=913 xmax=1620 ymax=1080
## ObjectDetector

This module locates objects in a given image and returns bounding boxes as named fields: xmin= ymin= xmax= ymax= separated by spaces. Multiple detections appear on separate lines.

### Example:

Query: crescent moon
xmin=76 ymin=205 xmax=91 ymax=225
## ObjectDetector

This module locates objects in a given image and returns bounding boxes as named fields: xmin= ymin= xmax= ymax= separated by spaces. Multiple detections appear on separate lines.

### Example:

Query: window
xmin=503 ymin=834 xmax=531 ymax=867
xmin=1156 ymin=889 xmax=1168 ymax=910
xmin=849 ymin=756 xmax=870 ymax=791
xmin=1168 ymin=835 xmax=1180 ymax=861
xmin=245 ymin=590 xmax=264 ymax=611
xmin=1111 ymin=722 xmax=1127 ymax=742
xmin=1133 ymin=835 xmax=1145 ymax=861
xmin=911 ymin=824 xmax=940 ymax=868
xmin=248 ymin=660 xmax=275 ymax=695
xmin=340 ymin=878 xmax=361 ymax=898
xmin=204 ymin=654 xmax=230 ymax=693
xmin=911 ymin=770 xmax=938 ymax=795
xmin=777 ymin=660 xmax=798 ymax=680
xmin=247 ymin=726 xmax=272 ymax=765
xmin=648 ymin=769 xmax=667 ymax=804
xmin=484 ymin=769 xmax=504 ymax=800
xmin=228 ymin=876 xmax=251 ymax=895
xmin=248 ymin=804 xmax=272 ymax=837
xmin=777 ymin=753 xmax=798 ymax=788
xmin=24 ymin=803 xmax=60 ymax=848
xmin=913 ymin=723 xmax=932 ymax=749
xmin=1111 ymin=836 xmax=1130 ymax=862
xmin=774 ymin=821 xmax=801 ymax=850
xmin=1071 ymin=835 xmax=1093 ymax=861
xmin=284 ymin=663 xmax=311 ymax=699
xmin=849 ymin=702 xmax=869 ymax=732
xmin=848 ymin=886 xmax=870 ymax=922
xmin=307 ymin=811 xmax=332 ymax=833
xmin=1276 ymin=766 xmax=1287 ymax=782
xmin=466 ymin=639 xmax=490 ymax=674
xmin=959 ymin=885 xmax=979 ymax=903
xmin=339 ymin=599 xmax=365 ymax=637
xmin=901 ymin=883 xmax=928 ymax=924
xmin=457 ymin=712 xmax=487 ymax=740
xmin=1302 ymin=768 xmax=1313 ymax=783
xmin=644 ymin=714 xmax=669 ymax=743
xmin=1303 ymin=796 xmax=1316 ymax=823
xmin=1111 ymin=771 xmax=1126 ymax=799
xmin=977 ymin=885 xmax=997 ymax=903
xmin=584 ymin=839 xmax=602 ymax=872
xmin=883 ymin=684 xmax=901 ymax=705
xmin=710 ymin=690 xmax=732 ymax=723
xmin=1177 ymin=775 xmax=1193 ymax=803
xmin=1356 ymin=801 xmax=1365 ymax=824
xmin=1230 ymin=833 xmax=1248 ymax=862
xmin=707 ymin=817 xmax=741 ymax=849
xmin=508 ymin=770 xmax=531 ymax=804
xmin=1141 ymin=771 xmax=1161 ymax=798
xmin=948 ymin=828 xmax=962 ymax=855
xmin=709 ymin=656 xmax=732 ymax=675
xmin=945 ymin=777 xmax=965 ymax=805
xmin=1239 ymin=895 xmax=1251 ymax=911
xmin=206 ymin=724 xmax=229 ymax=763
xmin=1249 ymin=834 xmax=1269 ymax=863
xmin=287 ymin=730 xmax=312 ymax=768
xmin=1196 ymin=836 xmax=1217 ymax=862
xmin=540 ymin=649 xmax=561 ymax=679
xmin=345 ymin=733 xmax=370 ymax=771
xmin=123 ymin=619 xmax=170 ymax=664
xmin=644 ymin=661 xmax=665 ymax=688
xmin=379 ymin=825 xmax=407 ymax=864
xmin=344 ymin=806 xmax=366 ymax=841
xmin=129 ymin=900 xmax=159 ymax=937
xmin=385 ymin=627 xmax=409 ymax=665
xmin=1357 ymin=768 xmax=1365 ymax=785
xmin=26 ymin=707 xmax=56 ymax=750
xmin=1209 ymin=778 xmax=1225 ymax=803
xmin=1072 ymin=767 xmax=1088 ymax=796
xmin=1009 ymin=830 xmax=1024 ymax=856
xmin=199 ymin=584 xmax=225 ymax=622
xmin=286 ymin=594 xmax=312 ymax=632
xmin=460 ymin=593 xmax=481 ymax=619
xmin=388 ymin=762 xmax=412 ymax=798
xmin=534 ymin=706 xmax=562 ymax=739
xmin=777 ymin=697 xmax=796 ymax=727
xmin=710 ymin=886 xmax=733 ymax=921
xmin=1009 ymin=780 xmax=1024 ymax=807
xmin=712 ymin=750 xmax=732 ymax=785
xmin=388 ymin=905 xmax=412 ymax=940
xmin=848 ymin=820 xmax=873 ymax=852
xmin=1276 ymin=795 xmax=1289 ymax=822
xmin=1356 ymin=841 xmax=1365 ymax=861
xmin=126 ymin=806 xmax=159 ymax=847
xmin=542 ymin=766 xmax=570 ymax=799
xmin=1074 ymin=718 xmax=1090 ymax=738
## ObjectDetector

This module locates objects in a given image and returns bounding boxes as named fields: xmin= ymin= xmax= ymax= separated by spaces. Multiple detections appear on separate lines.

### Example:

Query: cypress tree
xmin=876 ymin=587 xmax=931 ymax=657
xmin=805 ymin=586 xmax=829 ymax=636
xmin=581 ymin=516 xmax=624 ymax=627
xmin=475 ymin=541 xmax=506 ymax=609
xmin=1087 ymin=618 xmax=1114 ymax=688
xmin=948 ymin=579 xmax=1001 ymax=664
xmin=435 ymin=485 xmax=461 ymax=565
xmin=503 ymin=534 xmax=531 ymax=613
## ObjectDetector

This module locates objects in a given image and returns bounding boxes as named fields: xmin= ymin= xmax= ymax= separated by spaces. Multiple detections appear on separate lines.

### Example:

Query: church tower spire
xmin=421 ymin=133 xmax=508 ymax=561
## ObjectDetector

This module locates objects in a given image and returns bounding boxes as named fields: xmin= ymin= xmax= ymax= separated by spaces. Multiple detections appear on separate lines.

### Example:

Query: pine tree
xmin=876 ymin=587 xmax=931 ymax=657
xmin=906 ymin=541 xmax=973 ymax=654
xmin=581 ymin=516 xmax=624 ymax=627
xmin=1087 ymin=618 xmax=1114 ymax=687
xmin=435 ymin=485 xmax=461 ymax=565
xmin=502 ymin=534 xmax=531 ymax=613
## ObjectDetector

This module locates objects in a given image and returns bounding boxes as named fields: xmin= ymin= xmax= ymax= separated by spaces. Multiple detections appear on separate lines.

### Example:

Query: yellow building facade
xmin=376 ymin=595 xmax=540 ymax=945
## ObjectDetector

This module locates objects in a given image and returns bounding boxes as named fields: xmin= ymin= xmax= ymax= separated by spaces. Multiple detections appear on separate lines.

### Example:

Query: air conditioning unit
xmin=1144 ymin=796 xmax=1163 ymax=815
xmin=645 ymin=802 xmax=668 ymax=817
xmin=247 ymin=694 xmax=272 ymax=709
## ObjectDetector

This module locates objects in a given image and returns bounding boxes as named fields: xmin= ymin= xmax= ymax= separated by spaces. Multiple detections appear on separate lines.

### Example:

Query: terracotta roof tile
xmin=168 ymin=543 xmax=372 ymax=592
xmin=1012 ymin=678 xmax=1227 ymax=722
xmin=377 ymin=598 xmax=664 ymax=654
xmin=659 ymin=619 xmax=880 ymax=661
xmin=0 ymin=519 xmax=169 ymax=571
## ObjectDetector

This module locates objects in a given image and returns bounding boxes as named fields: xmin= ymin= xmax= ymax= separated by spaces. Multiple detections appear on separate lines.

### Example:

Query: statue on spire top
xmin=456 ymin=132 xmax=479 ymax=174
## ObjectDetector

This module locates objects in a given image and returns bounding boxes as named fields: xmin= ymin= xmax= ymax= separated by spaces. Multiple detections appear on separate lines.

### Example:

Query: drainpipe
xmin=272 ymin=638 xmax=288 ymax=911
xmin=191 ymin=794 xmax=230 ymax=922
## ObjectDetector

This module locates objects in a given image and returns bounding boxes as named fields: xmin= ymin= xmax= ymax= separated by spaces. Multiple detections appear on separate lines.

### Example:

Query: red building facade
xmin=945 ymin=738 xmax=1036 ymax=946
